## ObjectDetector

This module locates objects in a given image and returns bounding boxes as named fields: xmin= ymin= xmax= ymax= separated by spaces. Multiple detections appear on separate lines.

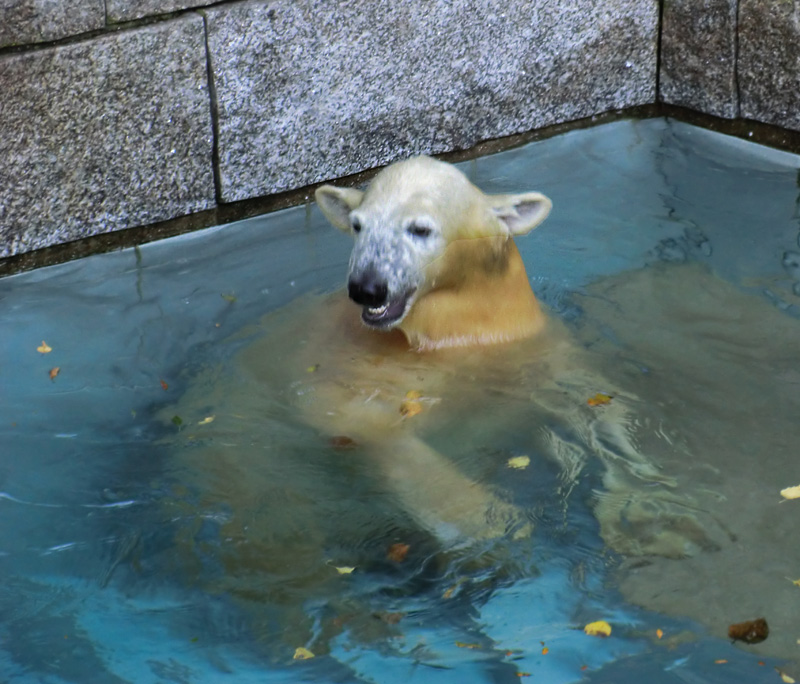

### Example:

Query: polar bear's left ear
xmin=489 ymin=192 xmax=552 ymax=236
xmin=315 ymin=185 xmax=365 ymax=233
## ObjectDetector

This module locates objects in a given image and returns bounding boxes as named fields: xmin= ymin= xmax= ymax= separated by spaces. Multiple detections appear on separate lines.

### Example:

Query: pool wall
xmin=1 ymin=0 xmax=798 ymax=260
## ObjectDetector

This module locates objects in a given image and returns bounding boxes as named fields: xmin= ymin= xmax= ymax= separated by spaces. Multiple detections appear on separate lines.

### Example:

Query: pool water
xmin=1 ymin=118 xmax=799 ymax=683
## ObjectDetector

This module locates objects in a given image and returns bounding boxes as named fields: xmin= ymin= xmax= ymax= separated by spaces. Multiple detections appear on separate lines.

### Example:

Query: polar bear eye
xmin=350 ymin=218 xmax=362 ymax=234
xmin=407 ymin=224 xmax=433 ymax=239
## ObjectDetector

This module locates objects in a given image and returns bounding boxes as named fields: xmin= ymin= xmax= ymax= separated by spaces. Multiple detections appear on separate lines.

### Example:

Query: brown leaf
xmin=728 ymin=617 xmax=769 ymax=644
xmin=160 ymin=379 xmax=169 ymax=391
xmin=49 ymin=367 xmax=60 ymax=381
xmin=587 ymin=393 xmax=613 ymax=407
xmin=330 ymin=435 xmax=358 ymax=450
xmin=386 ymin=542 xmax=410 ymax=562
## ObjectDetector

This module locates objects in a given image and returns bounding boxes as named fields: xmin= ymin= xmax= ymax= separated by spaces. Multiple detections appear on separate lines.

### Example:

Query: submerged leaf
xmin=507 ymin=455 xmax=530 ymax=470
xmin=160 ymin=379 xmax=169 ymax=391
xmin=335 ymin=566 xmax=355 ymax=575
xmin=780 ymin=485 xmax=800 ymax=500
xmin=387 ymin=542 xmax=410 ymax=562
xmin=49 ymin=367 xmax=60 ymax=381
xmin=197 ymin=416 xmax=215 ymax=425
xmin=728 ymin=617 xmax=769 ymax=644
xmin=587 ymin=393 xmax=613 ymax=407
xmin=584 ymin=620 xmax=612 ymax=637
xmin=293 ymin=647 xmax=314 ymax=660
xmin=37 ymin=341 xmax=52 ymax=354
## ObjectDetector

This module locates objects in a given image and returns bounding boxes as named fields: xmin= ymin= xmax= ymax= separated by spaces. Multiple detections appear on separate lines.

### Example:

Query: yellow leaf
xmin=584 ymin=620 xmax=612 ymax=637
xmin=587 ymin=393 xmax=613 ymax=407
xmin=335 ymin=566 xmax=355 ymax=575
xmin=507 ymin=455 xmax=530 ymax=470
xmin=780 ymin=485 xmax=800 ymax=500
xmin=307 ymin=364 xmax=319 ymax=373
xmin=455 ymin=641 xmax=481 ymax=650
xmin=541 ymin=647 xmax=549 ymax=655
xmin=790 ymin=578 xmax=800 ymax=587
xmin=405 ymin=390 xmax=423 ymax=400
xmin=781 ymin=674 xmax=796 ymax=684
xmin=293 ymin=647 xmax=314 ymax=660
xmin=656 ymin=628 xmax=664 ymax=639
xmin=400 ymin=399 xmax=423 ymax=417
xmin=197 ymin=416 xmax=215 ymax=425
xmin=37 ymin=341 xmax=52 ymax=354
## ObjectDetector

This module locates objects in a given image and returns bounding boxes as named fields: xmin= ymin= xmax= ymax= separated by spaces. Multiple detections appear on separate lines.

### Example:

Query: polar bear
xmin=162 ymin=155 xmax=727 ymax=655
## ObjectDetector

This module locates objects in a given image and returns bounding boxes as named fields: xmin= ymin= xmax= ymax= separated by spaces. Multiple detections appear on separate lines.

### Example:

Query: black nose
xmin=348 ymin=271 xmax=388 ymax=307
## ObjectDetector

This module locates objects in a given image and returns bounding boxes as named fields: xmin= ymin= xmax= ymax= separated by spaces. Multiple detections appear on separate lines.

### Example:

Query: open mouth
xmin=361 ymin=290 xmax=415 ymax=328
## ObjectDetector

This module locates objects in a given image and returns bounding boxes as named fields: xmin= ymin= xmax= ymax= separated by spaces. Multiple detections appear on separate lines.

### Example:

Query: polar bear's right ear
xmin=489 ymin=192 xmax=552 ymax=236
xmin=315 ymin=185 xmax=365 ymax=233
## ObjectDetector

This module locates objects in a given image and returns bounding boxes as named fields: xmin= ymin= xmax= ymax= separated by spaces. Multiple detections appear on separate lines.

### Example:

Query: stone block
xmin=205 ymin=0 xmax=658 ymax=203
xmin=739 ymin=0 xmax=800 ymax=132
xmin=0 ymin=0 xmax=105 ymax=48
xmin=0 ymin=15 xmax=215 ymax=258
xmin=659 ymin=0 xmax=738 ymax=119
xmin=106 ymin=0 xmax=218 ymax=23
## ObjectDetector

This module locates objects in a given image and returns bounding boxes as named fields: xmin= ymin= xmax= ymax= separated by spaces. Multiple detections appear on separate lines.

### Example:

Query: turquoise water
xmin=1 ymin=118 xmax=799 ymax=682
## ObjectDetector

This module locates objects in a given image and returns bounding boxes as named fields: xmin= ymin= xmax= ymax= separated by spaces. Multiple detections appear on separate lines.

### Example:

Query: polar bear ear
xmin=315 ymin=185 xmax=365 ymax=233
xmin=488 ymin=192 xmax=552 ymax=236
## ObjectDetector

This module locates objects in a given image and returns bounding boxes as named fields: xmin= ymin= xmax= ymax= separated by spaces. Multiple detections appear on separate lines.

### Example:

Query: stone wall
xmin=0 ymin=0 xmax=798 ymax=259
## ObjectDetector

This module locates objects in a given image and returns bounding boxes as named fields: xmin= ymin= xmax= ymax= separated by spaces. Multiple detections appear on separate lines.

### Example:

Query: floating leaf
xmin=516 ymin=673 xmax=531 ymax=678
xmin=728 ymin=617 xmax=769 ymax=644
xmin=507 ymin=455 xmax=530 ymax=470
xmin=335 ymin=566 xmax=355 ymax=575
xmin=387 ymin=542 xmax=410 ymax=562
xmin=541 ymin=647 xmax=549 ymax=655
xmin=160 ymin=379 xmax=169 ymax=391
xmin=455 ymin=641 xmax=482 ymax=650
xmin=400 ymin=398 xmax=423 ymax=417
xmin=197 ymin=416 xmax=215 ymax=425
xmin=780 ymin=485 xmax=800 ymax=500
xmin=293 ymin=647 xmax=314 ymax=660
xmin=37 ymin=341 xmax=52 ymax=354
xmin=584 ymin=620 xmax=612 ymax=637
xmin=779 ymin=670 xmax=797 ymax=683
xmin=49 ymin=367 xmax=60 ymax=381
xmin=715 ymin=659 xmax=728 ymax=664
xmin=587 ymin=393 xmax=613 ymax=407
xmin=656 ymin=628 xmax=664 ymax=639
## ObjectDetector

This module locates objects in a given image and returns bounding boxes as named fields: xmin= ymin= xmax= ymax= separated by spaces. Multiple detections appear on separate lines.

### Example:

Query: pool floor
xmin=1 ymin=118 xmax=799 ymax=682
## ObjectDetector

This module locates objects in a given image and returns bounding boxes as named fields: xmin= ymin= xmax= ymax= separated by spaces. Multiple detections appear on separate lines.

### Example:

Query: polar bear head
xmin=315 ymin=156 xmax=551 ymax=335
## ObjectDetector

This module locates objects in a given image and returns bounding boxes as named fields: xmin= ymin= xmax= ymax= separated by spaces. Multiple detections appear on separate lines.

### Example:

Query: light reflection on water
xmin=1 ymin=118 xmax=799 ymax=682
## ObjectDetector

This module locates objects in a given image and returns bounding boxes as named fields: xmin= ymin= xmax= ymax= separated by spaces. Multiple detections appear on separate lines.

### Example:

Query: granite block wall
xmin=0 ymin=0 xmax=799 ymax=258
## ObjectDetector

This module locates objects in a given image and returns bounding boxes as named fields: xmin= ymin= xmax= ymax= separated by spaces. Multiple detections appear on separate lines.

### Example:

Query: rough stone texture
xmin=106 ymin=0 xmax=218 ymax=23
xmin=659 ymin=0 xmax=738 ymax=119
xmin=739 ymin=0 xmax=800 ymax=132
xmin=205 ymin=0 xmax=658 ymax=203
xmin=0 ymin=15 xmax=215 ymax=258
xmin=0 ymin=0 xmax=105 ymax=48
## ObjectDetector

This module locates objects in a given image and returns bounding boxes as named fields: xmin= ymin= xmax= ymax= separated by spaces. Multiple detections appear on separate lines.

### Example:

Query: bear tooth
xmin=369 ymin=304 xmax=388 ymax=315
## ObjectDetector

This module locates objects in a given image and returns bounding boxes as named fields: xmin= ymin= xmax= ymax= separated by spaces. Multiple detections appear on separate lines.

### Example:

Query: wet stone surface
xmin=0 ymin=15 xmax=216 ymax=258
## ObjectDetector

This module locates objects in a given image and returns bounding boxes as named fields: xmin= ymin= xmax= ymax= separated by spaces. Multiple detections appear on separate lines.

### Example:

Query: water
xmin=1 ymin=118 xmax=799 ymax=682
